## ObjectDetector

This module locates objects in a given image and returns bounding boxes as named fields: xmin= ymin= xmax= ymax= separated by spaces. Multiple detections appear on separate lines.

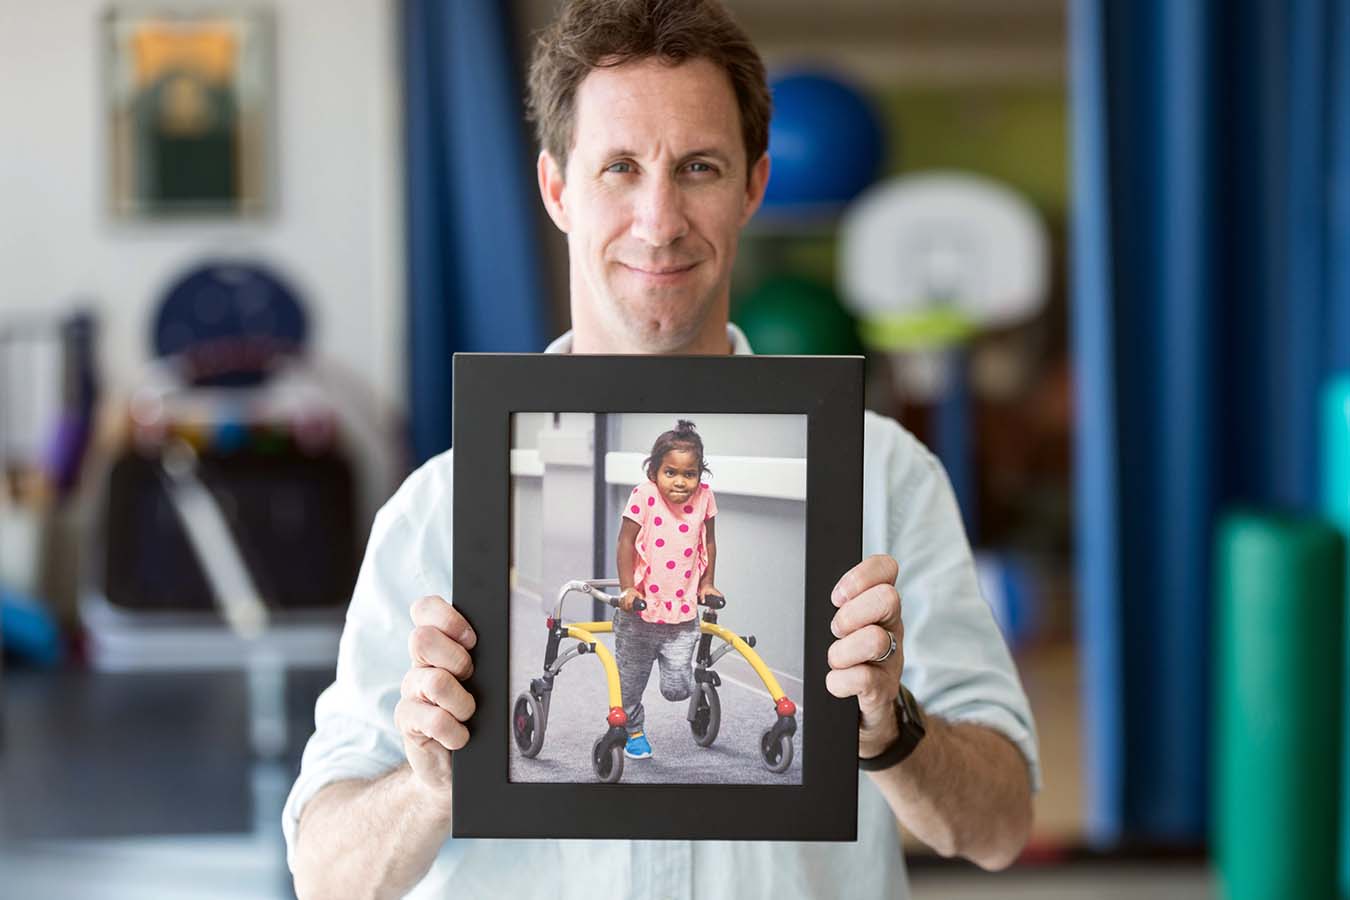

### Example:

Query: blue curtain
xmin=1072 ymin=0 xmax=1350 ymax=845
xmin=404 ymin=0 xmax=550 ymax=463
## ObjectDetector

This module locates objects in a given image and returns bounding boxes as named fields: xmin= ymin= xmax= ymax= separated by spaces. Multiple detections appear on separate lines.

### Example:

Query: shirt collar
xmin=543 ymin=322 xmax=754 ymax=356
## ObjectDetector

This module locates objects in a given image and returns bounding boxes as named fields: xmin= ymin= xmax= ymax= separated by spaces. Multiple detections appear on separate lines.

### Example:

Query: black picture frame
xmin=451 ymin=353 xmax=863 ymax=841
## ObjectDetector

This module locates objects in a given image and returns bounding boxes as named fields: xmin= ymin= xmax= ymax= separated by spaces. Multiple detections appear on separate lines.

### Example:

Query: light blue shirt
xmin=283 ymin=323 xmax=1041 ymax=899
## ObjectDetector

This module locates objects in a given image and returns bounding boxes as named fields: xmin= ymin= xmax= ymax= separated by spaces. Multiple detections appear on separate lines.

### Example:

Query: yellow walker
xmin=512 ymin=578 xmax=799 ymax=783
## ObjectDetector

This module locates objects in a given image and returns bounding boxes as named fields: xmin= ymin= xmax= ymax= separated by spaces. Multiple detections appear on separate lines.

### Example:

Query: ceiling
xmin=515 ymin=0 xmax=1067 ymax=85
xmin=725 ymin=0 xmax=1064 ymax=42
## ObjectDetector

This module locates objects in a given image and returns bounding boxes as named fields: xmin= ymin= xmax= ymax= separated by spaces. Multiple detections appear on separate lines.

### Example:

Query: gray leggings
xmin=612 ymin=608 xmax=700 ymax=737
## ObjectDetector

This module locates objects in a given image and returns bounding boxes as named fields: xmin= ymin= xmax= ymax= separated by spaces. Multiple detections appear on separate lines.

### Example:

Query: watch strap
xmin=858 ymin=685 xmax=926 ymax=771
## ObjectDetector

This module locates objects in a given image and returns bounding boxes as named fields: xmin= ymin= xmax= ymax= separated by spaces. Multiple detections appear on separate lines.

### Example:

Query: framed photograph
xmin=104 ymin=7 xmax=273 ymax=218
xmin=452 ymin=354 xmax=863 ymax=841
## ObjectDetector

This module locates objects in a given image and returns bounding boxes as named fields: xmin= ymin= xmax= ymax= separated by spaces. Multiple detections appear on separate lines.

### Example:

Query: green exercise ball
xmin=733 ymin=276 xmax=863 ymax=355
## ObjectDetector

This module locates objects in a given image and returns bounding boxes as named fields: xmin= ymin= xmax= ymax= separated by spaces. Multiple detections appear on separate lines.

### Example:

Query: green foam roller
xmin=1321 ymin=374 xmax=1350 ymax=898
xmin=1324 ymin=376 xmax=1350 ymax=534
xmin=1214 ymin=512 xmax=1344 ymax=900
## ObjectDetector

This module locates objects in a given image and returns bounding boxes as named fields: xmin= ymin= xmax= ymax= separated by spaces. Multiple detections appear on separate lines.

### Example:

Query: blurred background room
xmin=1 ymin=0 xmax=1347 ymax=897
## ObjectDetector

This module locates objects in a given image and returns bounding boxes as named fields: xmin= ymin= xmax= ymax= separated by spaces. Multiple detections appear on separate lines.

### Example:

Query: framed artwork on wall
xmin=104 ymin=7 xmax=273 ymax=218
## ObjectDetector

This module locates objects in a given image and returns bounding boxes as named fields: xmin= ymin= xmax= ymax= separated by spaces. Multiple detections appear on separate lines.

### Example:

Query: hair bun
xmin=676 ymin=419 xmax=696 ymax=432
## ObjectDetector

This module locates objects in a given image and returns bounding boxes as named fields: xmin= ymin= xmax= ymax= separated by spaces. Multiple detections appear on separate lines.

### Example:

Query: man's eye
xmin=606 ymin=161 xmax=634 ymax=174
xmin=686 ymin=161 xmax=716 ymax=175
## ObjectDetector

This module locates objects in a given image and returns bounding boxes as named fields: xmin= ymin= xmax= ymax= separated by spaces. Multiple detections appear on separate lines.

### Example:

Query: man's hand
xmin=825 ymin=554 xmax=904 ymax=753
xmin=619 ymin=587 xmax=644 ymax=612
xmin=395 ymin=595 xmax=478 ymax=801
xmin=294 ymin=595 xmax=474 ymax=900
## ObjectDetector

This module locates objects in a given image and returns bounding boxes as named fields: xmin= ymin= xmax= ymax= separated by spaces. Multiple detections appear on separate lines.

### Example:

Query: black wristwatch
xmin=858 ymin=684 xmax=926 ymax=771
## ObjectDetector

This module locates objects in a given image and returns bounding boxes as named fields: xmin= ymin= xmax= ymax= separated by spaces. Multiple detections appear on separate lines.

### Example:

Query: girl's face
xmin=654 ymin=447 xmax=700 ymax=506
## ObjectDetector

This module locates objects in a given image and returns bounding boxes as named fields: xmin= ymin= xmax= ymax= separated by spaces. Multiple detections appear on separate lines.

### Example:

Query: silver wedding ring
xmin=872 ymin=630 xmax=897 ymax=663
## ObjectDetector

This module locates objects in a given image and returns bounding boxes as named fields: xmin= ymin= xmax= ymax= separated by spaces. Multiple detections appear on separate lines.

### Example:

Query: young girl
xmin=614 ymin=419 xmax=723 ymax=760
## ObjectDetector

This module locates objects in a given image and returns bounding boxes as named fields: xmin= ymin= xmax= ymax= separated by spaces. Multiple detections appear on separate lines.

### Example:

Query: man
xmin=286 ymin=1 xmax=1039 ymax=897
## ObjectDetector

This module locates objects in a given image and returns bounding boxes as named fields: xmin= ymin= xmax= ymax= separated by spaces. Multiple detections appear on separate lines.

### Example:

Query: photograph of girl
xmin=613 ymin=420 xmax=723 ymax=760
xmin=508 ymin=412 xmax=806 ymax=785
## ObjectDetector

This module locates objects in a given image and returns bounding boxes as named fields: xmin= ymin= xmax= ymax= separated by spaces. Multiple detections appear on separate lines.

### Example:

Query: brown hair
xmin=643 ymin=419 xmax=712 ymax=481
xmin=526 ymin=0 xmax=771 ymax=177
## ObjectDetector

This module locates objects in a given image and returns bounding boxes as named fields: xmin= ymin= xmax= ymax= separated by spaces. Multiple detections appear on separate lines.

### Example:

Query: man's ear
xmin=739 ymin=153 xmax=772 ymax=227
xmin=538 ymin=150 xmax=570 ymax=233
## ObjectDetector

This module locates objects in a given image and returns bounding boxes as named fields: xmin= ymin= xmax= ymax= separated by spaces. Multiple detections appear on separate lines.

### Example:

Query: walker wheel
xmin=593 ymin=735 xmax=625 ymax=783
xmin=512 ymin=691 xmax=546 ymax=758
xmin=690 ymin=683 xmax=721 ymax=747
xmin=760 ymin=727 xmax=794 ymax=774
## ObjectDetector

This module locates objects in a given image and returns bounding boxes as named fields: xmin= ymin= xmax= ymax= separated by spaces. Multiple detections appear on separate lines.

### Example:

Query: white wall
xmin=610 ymin=413 xmax=808 ymax=460
xmin=0 ymin=0 xmax=405 ymax=411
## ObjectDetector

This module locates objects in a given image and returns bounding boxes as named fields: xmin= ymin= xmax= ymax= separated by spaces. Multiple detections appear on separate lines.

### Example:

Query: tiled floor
xmin=0 ymin=834 xmax=294 ymax=900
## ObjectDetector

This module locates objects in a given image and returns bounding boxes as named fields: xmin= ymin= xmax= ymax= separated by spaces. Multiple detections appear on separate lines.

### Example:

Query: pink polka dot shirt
xmin=622 ymin=479 xmax=718 ymax=624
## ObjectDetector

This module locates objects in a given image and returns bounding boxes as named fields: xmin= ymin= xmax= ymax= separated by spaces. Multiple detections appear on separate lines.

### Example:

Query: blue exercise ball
xmin=762 ymin=71 xmax=886 ymax=210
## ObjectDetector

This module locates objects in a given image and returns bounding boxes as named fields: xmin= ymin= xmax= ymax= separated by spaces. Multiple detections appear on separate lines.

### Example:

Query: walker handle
xmin=698 ymin=593 xmax=726 ymax=610
xmin=599 ymin=590 xmax=646 ymax=613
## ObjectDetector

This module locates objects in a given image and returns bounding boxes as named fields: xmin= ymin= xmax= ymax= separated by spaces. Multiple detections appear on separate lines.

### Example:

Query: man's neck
xmin=569 ymin=302 xmax=734 ymax=355
xmin=570 ymin=328 xmax=732 ymax=355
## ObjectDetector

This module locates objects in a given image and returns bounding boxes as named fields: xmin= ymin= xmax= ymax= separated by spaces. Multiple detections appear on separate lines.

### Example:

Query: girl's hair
xmin=642 ymin=419 xmax=712 ymax=481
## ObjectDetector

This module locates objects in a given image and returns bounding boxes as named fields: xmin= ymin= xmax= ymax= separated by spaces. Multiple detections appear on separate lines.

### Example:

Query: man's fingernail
xmin=460 ymin=627 xmax=477 ymax=647
xmin=831 ymin=588 xmax=844 ymax=606
xmin=830 ymin=619 xmax=840 ymax=638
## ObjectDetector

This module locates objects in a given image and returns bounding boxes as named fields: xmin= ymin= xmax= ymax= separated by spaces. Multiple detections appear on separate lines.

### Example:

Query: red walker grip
xmin=776 ymin=697 xmax=796 ymax=717
xmin=607 ymin=706 xmax=628 ymax=727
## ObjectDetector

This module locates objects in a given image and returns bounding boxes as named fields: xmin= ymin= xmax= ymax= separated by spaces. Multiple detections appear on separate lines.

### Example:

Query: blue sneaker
xmin=624 ymin=732 xmax=653 ymax=759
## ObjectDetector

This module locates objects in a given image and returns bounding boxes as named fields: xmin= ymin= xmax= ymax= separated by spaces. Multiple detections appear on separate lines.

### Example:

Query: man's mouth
xmin=619 ymin=261 xmax=698 ymax=279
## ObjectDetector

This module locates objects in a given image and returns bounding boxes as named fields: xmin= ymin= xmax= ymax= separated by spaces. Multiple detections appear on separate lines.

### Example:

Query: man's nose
xmin=630 ymin=174 xmax=688 ymax=248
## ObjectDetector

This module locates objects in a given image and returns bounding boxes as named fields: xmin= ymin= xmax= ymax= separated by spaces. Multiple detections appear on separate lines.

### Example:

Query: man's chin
xmin=590 ymin=282 xmax=723 ymax=351
xmin=634 ymin=329 xmax=699 ymax=353
xmin=616 ymin=309 xmax=708 ymax=353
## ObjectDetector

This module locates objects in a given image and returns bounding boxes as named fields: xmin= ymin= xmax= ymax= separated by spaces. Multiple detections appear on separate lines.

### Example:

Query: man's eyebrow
xmin=682 ymin=148 xmax=733 ymax=165
xmin=597 ymin=147 xmax=735 ymax=165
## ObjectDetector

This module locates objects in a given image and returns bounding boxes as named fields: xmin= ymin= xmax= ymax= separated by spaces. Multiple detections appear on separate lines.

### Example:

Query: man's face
xmin=539 ymin=57 xmax=770 ymax=353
